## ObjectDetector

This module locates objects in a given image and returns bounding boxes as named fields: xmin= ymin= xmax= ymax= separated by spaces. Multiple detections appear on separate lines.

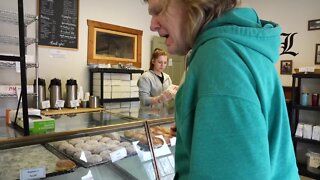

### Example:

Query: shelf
xmin=294 ymin=137 xmax=320 ymax=145
xmin=90 ymin=68 xmax=144 ymax=74
xmin=102 ymin=98 xmax=140 ymax=103
xmin=0 ymin=60 xmax=36 ymax=68
xmin=293 ymin=104 xmax=320 ymax=111
xmin=297 ymin=162 xmax=320 ymax=179
xmin=293 ymin=73 xmax=320 ymax=79
xmin=0 ymin=10 xmax=37 ymax=26
xmin=0 ymin=93 xmax=36 ymax=98
xmin=0 ymin=35 xmax=36 ymax=46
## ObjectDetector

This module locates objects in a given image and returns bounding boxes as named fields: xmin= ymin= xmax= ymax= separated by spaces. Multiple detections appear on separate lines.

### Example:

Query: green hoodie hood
xmin=174 ymin=7 xmax=298 ymax=180
xmin=191 ymin=8 xmax=281 ymax=65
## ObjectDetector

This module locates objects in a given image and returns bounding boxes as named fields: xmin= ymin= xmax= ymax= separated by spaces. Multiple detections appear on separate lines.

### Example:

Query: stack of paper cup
xmin=84 ymin=92 xmax=90 ymax=101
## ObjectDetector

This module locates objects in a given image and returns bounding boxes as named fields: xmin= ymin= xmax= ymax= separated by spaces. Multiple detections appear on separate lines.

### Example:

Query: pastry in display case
xmin=0 ymin=144 xmax=77 ymax=179
xmin=46 ymin=132 xmax=137 ymax=168
xmin=0 ymin=106 xmax=176 ymax=180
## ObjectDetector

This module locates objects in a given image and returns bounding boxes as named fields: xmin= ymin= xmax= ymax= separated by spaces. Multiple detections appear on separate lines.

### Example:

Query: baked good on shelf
xmin=91 ymin=144 xmax=109 ymax=154
xmin=65 ymin=147 xmax=82 ymax=156
xmin=90 ymin=135 xmax=103 ymax=141
xmin=105 ymin=132 xmax=121 ymax=141
xmin=55 ymin=159 xmax=76 ymax=171
xmin=119 ymin=141 xmax=131 ymax=147
xmin=68 ymin=138 xmax=84 ymax=145
xmin=124 ymin=130 xmax=135 ymax=138
xmin=73 ymin=150 xmax=91 ymax=159
xmin=99 ymin=137 xmax=111 ymax=143
xmin=86 ymin=154 xmax=102 ymax=163
xmin=100 ymin=150 xmax=111 ymax=161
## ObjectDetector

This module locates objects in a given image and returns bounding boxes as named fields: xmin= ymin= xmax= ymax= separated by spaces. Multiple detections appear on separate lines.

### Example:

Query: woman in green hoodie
xmin=144 ymin=0 xmax=299 ymax=179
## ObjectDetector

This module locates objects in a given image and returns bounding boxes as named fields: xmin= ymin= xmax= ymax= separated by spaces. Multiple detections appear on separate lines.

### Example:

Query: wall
xmin=0 ymin=0 xmax=156 ymax=115
xmin=0 ymin=0 xmax=320 ymax=115
xmin=241 ymin=0 xmax=320 ymax=86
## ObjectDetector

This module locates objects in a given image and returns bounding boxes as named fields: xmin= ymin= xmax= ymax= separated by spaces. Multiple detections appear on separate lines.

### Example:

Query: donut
xmin=86 ymin=155 xmax=102 ymax=163
xmin=68 ymin=138 xmax=84 ymax=145
xmin=100 ymin=150 xmax=111 ymax=161
xmin=55 ymin=159 xmax=76 ymax=171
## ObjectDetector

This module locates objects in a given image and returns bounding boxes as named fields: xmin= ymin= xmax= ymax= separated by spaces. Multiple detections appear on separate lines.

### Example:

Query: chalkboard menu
xmin=38 ymin=0 xmax=79 ymax=49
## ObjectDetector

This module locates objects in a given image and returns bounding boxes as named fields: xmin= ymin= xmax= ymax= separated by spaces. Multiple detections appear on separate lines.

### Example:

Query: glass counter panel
xmin=52 ymin=111 xmax=134 ymax=132
xmin=45 ymin=126 xmax=157 ymax=180
xmin=111 ymin=106 xmax=175 ymax=121
xmin=0 ymin=144 xmax=60 ymax=179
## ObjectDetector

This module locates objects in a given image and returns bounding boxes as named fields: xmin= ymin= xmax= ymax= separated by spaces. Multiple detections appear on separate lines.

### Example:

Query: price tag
xmin=110 ymin=147 xmax=127 ymax=162
xmin=55 ymin=100 xmax=65 ymax=108
xmin=170 ymin=137 xmax=176 ymax=146
xmin=16 ymin=62 xmax=21 ymax=73
xmin=133 ymin=135 xmax=172 ymax=162
xmin=20 ymin=167 xmax=46 ymax=180
xmin=42 ymin=100 xmax=50 ymax=109
xmin=70 ymin=100 xmax=79 ymax=108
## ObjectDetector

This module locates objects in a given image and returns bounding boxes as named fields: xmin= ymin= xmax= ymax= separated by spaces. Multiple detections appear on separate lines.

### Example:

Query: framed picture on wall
xmin=87 ymin=20 xmax=143 ymax=68
xmin=308 ymin=19 xmax=320 ymax=31
xmin=315 ymin=44 xmax=320 ymax=64
xmin=280 ymin=60 xmax=293 ymax=75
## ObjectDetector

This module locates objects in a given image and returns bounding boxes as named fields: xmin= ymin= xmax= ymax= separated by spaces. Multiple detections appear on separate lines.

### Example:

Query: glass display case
xmin=0 ymin=106 xmax=175 ymax=180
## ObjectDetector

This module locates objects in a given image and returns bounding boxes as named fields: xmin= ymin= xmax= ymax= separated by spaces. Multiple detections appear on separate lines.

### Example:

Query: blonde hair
xmin=149 ymin=48 xmax=168 ymax=70
xmin=144 ymin=0 xmax=240 ymax=50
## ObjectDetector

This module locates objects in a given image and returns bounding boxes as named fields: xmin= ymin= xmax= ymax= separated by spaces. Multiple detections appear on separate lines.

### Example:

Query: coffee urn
xmin=66 ymin=78 xmax=78 ymax=108
xmin=33 ymin=78 xmax=46 ymax=109
xmin=49 ymin=78 xmax=62 ymax=109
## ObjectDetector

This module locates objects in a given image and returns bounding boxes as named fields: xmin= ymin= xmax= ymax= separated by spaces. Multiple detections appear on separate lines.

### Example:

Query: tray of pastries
xmin=46 ymin=132 xmax=136 ymax=168
xmin=123 ymin=126 xmax=174 ymax=150
xmin=0 ymin=144 xmax=77 ymax=179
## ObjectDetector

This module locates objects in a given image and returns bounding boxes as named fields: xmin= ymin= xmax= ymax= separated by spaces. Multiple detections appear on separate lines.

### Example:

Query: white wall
xmin=1 ymin=0 xmax=320 ymax=115
xmin=241 ymin=0 xmax=320 ymax=86
xmin=1 ymin=0 xmax=156 ymax=93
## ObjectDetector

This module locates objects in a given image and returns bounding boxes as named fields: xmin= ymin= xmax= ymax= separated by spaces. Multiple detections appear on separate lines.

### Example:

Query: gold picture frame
xmin=87 ymin=20 xmax=143 ymax=67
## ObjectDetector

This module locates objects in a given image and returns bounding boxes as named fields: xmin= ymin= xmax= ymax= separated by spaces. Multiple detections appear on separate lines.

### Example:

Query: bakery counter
xmin=0 ymin=106 xmax=176 ymax=179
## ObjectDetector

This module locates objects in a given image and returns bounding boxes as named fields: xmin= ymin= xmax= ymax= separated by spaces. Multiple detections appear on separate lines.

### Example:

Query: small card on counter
xmin=20 ymin=167 xmax=46 ymax=180
xmin=41 ymin=100 xmax=50 ymax=109
xmin=110 ymin=147 xmax=127 ymax=162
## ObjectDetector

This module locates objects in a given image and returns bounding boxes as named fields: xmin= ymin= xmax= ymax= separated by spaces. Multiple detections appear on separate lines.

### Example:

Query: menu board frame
xmin=37 ymin=0 xmax=79 ymax=50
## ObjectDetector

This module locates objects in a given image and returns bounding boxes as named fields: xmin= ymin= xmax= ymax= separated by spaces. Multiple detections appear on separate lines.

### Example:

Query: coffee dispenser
xmin=33 ymin=78 xmax=46 ymax=109
xmin=66 ymin=78 xmax=78 ymax=108
xmin=49 ymin=78 xmax=62 ymax=109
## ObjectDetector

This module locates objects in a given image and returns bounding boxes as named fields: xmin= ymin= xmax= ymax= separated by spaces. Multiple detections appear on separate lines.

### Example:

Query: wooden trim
xmin=87 ymin=19 xmax=143 ymax=67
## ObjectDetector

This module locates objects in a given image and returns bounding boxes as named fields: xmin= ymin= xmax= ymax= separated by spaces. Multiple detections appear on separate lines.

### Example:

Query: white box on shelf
xmin=131 ymin=101 xmax=140 ymax=107
xmin=132 ymin=73 xmax=142 ymax=80
xmin=120 ymin=102 xmax=131 ymax=108
xmin=111 ymin=80 xmax=122 ymax=86
xmin=131 ymin=91 xmax=139 ymax=98
xmin=312 ymin=126 xmax=320 ymax=141
xmin=131 ymin=79 xmax=138 ymax=86
xmin=295 ymin=123 xmax=303 ymax=138
xmin=112 ymin=92 xmax=131 ymax=99
xmin=111 ymin=73 xmax=130 ymax=80
xmin=103 ymin=73 xmax=111 ymax=79
xmin=303 ymin=124 xmax=313 ymax=139
xmin=104 ymin=92 xmax=111 ymax=99
xmin=0 ymin=85 xmax=17 ymax=95
xmin=112 ymin=85 xmax=131 ymax=92
xmin=130 ymin=86 xmax=139 ymax=92
xmin=119 ymin=80 xmax=131 ymax=86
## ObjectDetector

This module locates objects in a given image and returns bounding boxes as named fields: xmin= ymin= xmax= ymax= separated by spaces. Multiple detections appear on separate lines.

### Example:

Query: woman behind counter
xmin=137 ymin=48 xmax=177 ymax=106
